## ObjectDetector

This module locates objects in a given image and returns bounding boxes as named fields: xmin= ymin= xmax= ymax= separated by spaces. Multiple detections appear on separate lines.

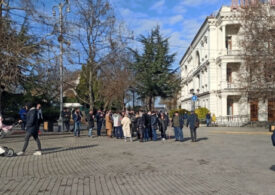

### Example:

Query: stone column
xmin=221 ymin=62 xmax=227 ymax=89
xmin=222 ymin=25 xmax=226 ymax=54
xmin=221 ymin=94 xmax=227 ymax=117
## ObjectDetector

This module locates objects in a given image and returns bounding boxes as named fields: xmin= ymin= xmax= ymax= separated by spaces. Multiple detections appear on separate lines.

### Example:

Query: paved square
xmin=0 ymin=127 xmax=274 ymax=195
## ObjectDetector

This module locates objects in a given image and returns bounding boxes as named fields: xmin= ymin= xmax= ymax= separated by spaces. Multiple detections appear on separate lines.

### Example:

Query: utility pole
xmin=52 ymin=0 xmax=70 ymax=132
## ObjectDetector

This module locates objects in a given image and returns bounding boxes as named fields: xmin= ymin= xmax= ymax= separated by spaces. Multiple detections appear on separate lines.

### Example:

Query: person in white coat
xmin=121 ymin=114 xmax=132 ymax=142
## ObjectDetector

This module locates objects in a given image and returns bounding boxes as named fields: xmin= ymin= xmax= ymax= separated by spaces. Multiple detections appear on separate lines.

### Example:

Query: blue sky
xmin=9 ymin=0 xmax=232 ymax=69
xmin=110 ymin=0 xmax=232 ymax=67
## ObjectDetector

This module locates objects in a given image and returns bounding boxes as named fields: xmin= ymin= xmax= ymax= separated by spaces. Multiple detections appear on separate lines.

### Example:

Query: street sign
xmin=192 ymin=95 xmax=197 ymax=101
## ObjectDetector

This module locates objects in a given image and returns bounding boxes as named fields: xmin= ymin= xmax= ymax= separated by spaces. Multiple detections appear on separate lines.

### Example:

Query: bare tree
xmin=239 ymin=1 xmax=275 ymax=100
xmin=72 ymin=0 xmax=117 ymax=110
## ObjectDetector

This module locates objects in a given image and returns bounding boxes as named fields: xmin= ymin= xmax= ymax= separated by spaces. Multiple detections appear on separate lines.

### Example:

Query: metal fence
xmin=216 ymin=115 xmax=250 ymax=127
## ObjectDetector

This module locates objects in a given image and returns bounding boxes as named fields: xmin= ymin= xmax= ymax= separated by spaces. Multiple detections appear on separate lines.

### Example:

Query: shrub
xmin=195 ymin=107 xmax=210 ymax=120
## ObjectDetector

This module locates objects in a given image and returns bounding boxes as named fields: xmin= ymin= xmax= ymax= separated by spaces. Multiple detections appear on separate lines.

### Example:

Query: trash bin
xmin=43 ymin=121 xmax=53 ymax=131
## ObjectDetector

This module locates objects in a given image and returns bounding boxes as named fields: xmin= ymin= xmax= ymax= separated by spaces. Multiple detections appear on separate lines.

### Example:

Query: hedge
xmin=195 ymin=107 xmax=210 ymax=120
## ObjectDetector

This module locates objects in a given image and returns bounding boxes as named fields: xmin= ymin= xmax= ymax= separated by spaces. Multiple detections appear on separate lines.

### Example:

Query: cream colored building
xmin=179 ymin=4 xmax=275 ymax=126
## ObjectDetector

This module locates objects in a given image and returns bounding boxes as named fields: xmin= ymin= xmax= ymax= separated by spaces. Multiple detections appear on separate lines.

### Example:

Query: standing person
xmin=63 ymin=108 xmax=71 ymax=132
xmin=112 ymin=111 xmax=122 ymax=139
xmin=87 ymin=110 xmax=95 ymax=137
xmin=105 ymin=110 xmax=113 ymax=137
xmin=137 ymin=111 xmax=146 ymax=142
xmin=172 ymin=111 xmax=184 ymax=142
xmin=121 ymin=113 xmax=132 ymax=142
xmin=36 ymin=103 xmax=43 ymax=132
xmin=73 ymin=109 xmax=82 ymax=137
xmin=17 ymin=103 xmax=42 ymax=156
xmin=187 ymin=111 xmax=199 ymax=142
xmin=96 ymin=110 xmax=104 ymax=136
xmin=183 ymin=112 xmax=188 ymax=127
xmin=144 ymin=111 xmax=151 ymax=141
xmin=133 ymin=112 xmax=140 ymax=139
xmin=206 ymin=112 xmax=211 ymax=127
xmin=151 ymin=111 xmax=158 ymax=141
xmin=19 ymin=105 xmax=28 ymax=130
xmin=212 ymin=114 xmax=216 ymax=126
xmin=159 ymin=113 xmax=168 ymax=141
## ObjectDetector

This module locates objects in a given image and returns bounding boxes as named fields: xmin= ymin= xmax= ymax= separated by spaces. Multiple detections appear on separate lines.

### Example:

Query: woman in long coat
xmin=121 ymin=114 xmax=132 ymax=142
xmin=105 ymin=111 xmax=113 ymax=137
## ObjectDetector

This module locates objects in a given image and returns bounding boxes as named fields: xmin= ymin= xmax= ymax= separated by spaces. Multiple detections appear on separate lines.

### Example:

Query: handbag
xmin=271 ymin=131 xmax=275 ymax=147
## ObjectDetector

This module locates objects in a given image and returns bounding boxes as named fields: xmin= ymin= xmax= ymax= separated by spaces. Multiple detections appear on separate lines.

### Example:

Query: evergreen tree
xmin=131 ymin=26 xmax=180 ymax=110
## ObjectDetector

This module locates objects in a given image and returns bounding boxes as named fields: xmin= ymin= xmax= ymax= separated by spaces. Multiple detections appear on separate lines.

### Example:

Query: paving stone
xmin=0 ymin=127 xmax=274 ymax=194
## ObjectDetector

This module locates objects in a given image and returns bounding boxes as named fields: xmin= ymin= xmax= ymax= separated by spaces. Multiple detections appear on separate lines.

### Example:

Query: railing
xmin=227 ymin=49 xmax=241 ymax=55
xmin=217 ymin=115 xmax=250 ymax=127
xmin=219 ymin=81 xmax=239 ymax=89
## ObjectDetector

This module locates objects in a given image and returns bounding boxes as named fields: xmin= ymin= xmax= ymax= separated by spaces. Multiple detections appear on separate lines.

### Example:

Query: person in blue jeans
xmin=150 ymin=111 xmax=158 ymax=141
xmin=206 ymin=112 xmax=211 ymax=127
xmin=172 ymin=111 xmax=184 ymax=142
xmin=73 ymin=109 xmax=82 ymax=137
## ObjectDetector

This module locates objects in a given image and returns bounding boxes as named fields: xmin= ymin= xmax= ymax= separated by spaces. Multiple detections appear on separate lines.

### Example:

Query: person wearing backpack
xmin=187 ymin=111 xmax=199 ymax=142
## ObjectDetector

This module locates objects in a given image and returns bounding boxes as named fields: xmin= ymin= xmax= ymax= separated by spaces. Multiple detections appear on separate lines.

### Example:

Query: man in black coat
xmin=96 ymin=110 xmax=104 ymax=136
xmin=87 ymin=110 xmax=95 ymax=137
xmin=151 ymin=111 xmax=158 ymax=141
xmin=63 ymin=108 xmax=71 ymax=132
xmin=17 ymin=103 xmax=42 ymax=156
xmin=137 ymin=111 xmax=146 ymax=142
xmin=187 ymin=111 xmax=199 ymax=142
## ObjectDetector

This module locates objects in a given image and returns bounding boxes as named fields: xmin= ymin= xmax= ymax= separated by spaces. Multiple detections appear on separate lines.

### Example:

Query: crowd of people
xmin=62 ymin=108 xmax=200 ymax=143
xmin=14 ymin=104 xmax=201 ymax=156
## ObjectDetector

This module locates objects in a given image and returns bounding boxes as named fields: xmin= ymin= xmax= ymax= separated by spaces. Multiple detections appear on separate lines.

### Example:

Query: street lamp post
xmin=52 ymin=0 xmax=70 ymax=132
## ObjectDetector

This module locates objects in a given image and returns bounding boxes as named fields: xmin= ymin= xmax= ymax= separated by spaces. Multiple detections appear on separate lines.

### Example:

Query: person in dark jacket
xmin=145 ymin=111 xmax=151 ymax=141
xmin=87 ymin=110 xmax=95 ymax=137
xmin=96 ymin=110 xmax=104 ymax=136
xmin=36 ymin=103 xmax=43 ymax=132
xmin=63 ymin=108 xmax=71 ymax=132
xmin=17 ymin=103 xmax=42 ymax=156
xmin=19 ymin=105 xmax=28 ymax=130
xmin=187 ymin=111 xmax=199 ymax=142
xmin=183 ymin=112 xmax=188 ymax=127
xmin=137 ymin=111 xmax=146 ymax=142
xmin=159 ymin=113 xmax=168 ymax=140
xmin=172 ymin=111 xmax=184 ymax=142
xmin=73 ymin=109 xmax=82 ymax=137
xmin=151 ymin=111 xmax=158 ymax=141
xmin=206 ymin=112 xmax=211 ymax=127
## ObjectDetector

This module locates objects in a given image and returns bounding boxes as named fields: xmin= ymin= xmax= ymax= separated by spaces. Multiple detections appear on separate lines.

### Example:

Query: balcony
xmin=227 ymin=49 xmax=241 ymax=56
xmin=219 ymin=81 xmax=239 ymax=89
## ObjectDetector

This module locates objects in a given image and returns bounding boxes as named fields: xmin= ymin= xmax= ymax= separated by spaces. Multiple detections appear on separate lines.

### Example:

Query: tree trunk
xmin=88 ymin=69 xmax=94 ymax=110
xmin=148 ymin=96 xmax=152 ymax=111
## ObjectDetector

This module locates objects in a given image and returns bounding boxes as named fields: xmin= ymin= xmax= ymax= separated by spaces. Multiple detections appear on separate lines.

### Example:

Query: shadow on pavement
xmin=42 ymin=147 xmax=62 ymax=152
xmin=196 ymin=137 xmax=208 ymax=142
xmin=43 ymin=144 xmax=98 ymax=155
xmin=270 ymin=165 xmax=275 ymax=172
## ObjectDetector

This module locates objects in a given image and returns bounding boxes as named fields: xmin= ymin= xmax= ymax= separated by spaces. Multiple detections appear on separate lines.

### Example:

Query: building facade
xmin=179 ymin=4 xmax=275 ymax=126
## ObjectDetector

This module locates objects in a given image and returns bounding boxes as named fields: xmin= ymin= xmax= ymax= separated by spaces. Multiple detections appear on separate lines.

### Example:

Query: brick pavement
xmin=0 ymin=127 xmax=274 ymax=195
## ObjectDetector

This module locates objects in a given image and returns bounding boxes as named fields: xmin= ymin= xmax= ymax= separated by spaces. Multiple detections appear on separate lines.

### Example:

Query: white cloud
xmin=169 ymin=15 xmax=184 ymax=25
xmin=150 ymin=0 xmax=165 ymax=13
xmin=182 ymin=0 xmax=219 ymax=7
